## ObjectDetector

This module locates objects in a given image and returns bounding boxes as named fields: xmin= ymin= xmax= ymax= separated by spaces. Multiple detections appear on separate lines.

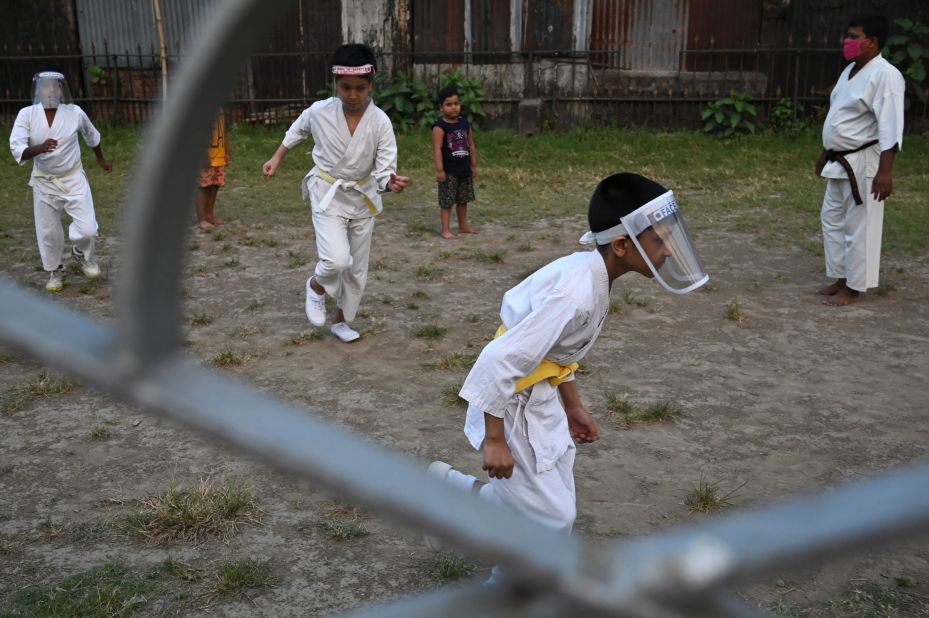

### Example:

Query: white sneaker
xmin=424 ymin=461 xmax=454 ymax=551
xmin=72 ymin=247 xmax=100 ymax=280
xmin=304 ymin=277 xmax=326 ymax=326
xmin=81 ymin=260 xmax=101 ymax=280
xmin=46 ymin=267 xmax=64 ymax=293
xmin=330 ymin=322 xmax=360 ymax=343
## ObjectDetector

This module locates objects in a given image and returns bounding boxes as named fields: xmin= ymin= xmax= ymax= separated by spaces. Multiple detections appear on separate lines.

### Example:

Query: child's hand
xmin=262 ymin=159 xmax=279 ymax=178
xmin=40 ymin=138 xmax=58 ymax=153
xmin=566 ymin=406 xmax=600 ymax=444
xmin=471 ymin=166 xmax=477 ymax=179
xmin=436 ymin=170 xmax=446 ymax=183
xmin=97 ymin=158 xmax=112 ymax=173
xmin=388 ymin=173 xmax=410 ymax=193
xmin=482 ymin=436 xmax=514 ymax=479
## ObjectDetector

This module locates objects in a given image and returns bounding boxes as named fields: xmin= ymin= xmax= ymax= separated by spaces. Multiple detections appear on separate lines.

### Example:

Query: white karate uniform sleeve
xmin=9 ymin=107 xmax=31 ymax=165
xmin=282 ymin=107 xmax=313 ymax=150
xmin=371 ymin=116 xmax=398 ymax=192
xmin=872 ymin=68 xmax=905 ymax=152
xmin=459 ymin=293 xmax=579 ymax=418
xmin=76 ymin=106 xmax=101 ymax=148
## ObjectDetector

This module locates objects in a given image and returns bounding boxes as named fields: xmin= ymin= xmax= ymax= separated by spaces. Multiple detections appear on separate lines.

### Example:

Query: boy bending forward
xmin=430 ymin=173 xmax=708 ymax=549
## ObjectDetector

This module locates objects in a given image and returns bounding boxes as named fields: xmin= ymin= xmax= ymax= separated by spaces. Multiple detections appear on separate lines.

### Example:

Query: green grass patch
xmin=684 ymin=477 xmax=741 ymax=514
xmin=10 ymin=563 xmax=161 ymax=617
xmin=1 ymin=371 xmax=75 ymax=415
xmin=414 ymin=323 xmax=448 ymax=340
xmin=210 ymin=558 xmax=275 ymax=598
xmin=123 ymin=479 xmax=260 ymax=545
xmin=415 ymin=265 xmax=445 ymax=280
xmin=90 ymin=426 xmax=113 ymax=441
xmin=431 ymin=554 xmax=475 ymax=580
xmin=605 ymin=394 xmax=681 ymax=428
xmin=468 ymin=249 xmax=506 ymax=263
xmin=320 ymin=521 xmax=370 ymax=541
xmin=210 ymin=349 xmax=244 ymax=367
xmin=290 ymin=329 xmax=325 ymax=345
xmin=726 ymin=297 xmax=745 ymax=322
xmin=189 ymin=312 xmax=214 ymax=326
xmin=443 ymin=382 xmax=467 ymax=407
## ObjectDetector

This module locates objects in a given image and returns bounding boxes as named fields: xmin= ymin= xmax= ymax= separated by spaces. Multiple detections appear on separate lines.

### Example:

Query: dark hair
xmin=588 ymin=173 xmax=667 ymax=247
xmin=329 ymin=44 xmax=377 ymax=83
xmin=849 ymin=14 xmax=889 ymax=48
xmin=437 ymin=85 xmax=459 ymax=106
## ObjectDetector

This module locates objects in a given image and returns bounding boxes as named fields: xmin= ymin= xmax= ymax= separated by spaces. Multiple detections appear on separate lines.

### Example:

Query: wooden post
xmin=152 ymin=0 xmax=168 ymax=99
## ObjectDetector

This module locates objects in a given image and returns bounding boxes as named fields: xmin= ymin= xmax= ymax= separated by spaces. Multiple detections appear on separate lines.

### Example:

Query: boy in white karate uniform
xmin=816 ymin=14 xmax=904 ymax=306
xmin=429 ymin=173 xmax=709 ymax=558
xmin=263 ymin=44 xmax=410 ymax=342
xmin=9 ymin=71 xmax=112 ymax=292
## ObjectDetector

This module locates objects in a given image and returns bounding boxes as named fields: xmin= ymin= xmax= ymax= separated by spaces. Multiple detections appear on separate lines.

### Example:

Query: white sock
xmin=445 ymin=469 xmax=478 ymax=492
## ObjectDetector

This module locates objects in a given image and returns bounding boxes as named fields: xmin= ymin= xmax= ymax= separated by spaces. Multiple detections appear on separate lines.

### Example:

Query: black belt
xmin=825 ymin=140 xmax=879 ymax=205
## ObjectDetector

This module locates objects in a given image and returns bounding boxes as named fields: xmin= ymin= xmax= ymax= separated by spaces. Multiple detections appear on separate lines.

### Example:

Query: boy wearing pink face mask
xmin=815 ymin=14 xmax=904 ymax=306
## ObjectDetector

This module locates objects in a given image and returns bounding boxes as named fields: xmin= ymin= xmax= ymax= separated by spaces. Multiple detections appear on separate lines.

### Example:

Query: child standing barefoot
xmin=432 ymin=86 xmax=477 ymax=239
xmin=196 ymin=110 xmax=229 ymax=231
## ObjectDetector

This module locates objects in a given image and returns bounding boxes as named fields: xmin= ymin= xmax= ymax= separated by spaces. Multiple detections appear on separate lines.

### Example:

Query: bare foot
xmin=817 ymin=280 xmax=845 ymax=296
xmin=198 ymin=220 xmax=215 ymax=231
xmin=822 ymin=288 xmax=860 ymax=306
xmin=459 ymin=225 xmax=476 ymax=234
xmin=209 ymin=217 xmax=226 ymax=226
xmin=440 ymin=231 xmax=456 ymax=240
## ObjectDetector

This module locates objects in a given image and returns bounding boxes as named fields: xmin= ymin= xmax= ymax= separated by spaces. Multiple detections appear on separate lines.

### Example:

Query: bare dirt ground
xmin=2 ymin=208 xmax=929 ymax=616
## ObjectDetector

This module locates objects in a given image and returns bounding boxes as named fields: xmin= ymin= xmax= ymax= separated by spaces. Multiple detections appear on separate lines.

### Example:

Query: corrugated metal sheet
xmin=413 ymin=0 xmax=465 ymax=62
xmin=472 ymin=0 xmax=511 ymax=61
xmin=524 ymin=0 xmax=574 ymax=52
xmin=590 ymin=0 xmax=687 ymax=70
xmin=760 ymin=0 xmax=929 ymax=49
xmin=685 ymin=0 xmax=762 ymax=71
xmin=75 ymin=0 xmax=218 ymax=63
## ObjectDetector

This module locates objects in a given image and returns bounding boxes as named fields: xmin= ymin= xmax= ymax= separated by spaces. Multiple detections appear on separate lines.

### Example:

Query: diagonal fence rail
xmin=2 ymin=1 xmax=929 ymax=615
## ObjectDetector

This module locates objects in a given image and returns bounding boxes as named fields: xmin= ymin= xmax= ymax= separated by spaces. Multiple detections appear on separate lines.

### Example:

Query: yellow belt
xmin=494 ymin=324 xmax=579 ymax=393
xmin=318 ymin=170 xmax=378 ymax=215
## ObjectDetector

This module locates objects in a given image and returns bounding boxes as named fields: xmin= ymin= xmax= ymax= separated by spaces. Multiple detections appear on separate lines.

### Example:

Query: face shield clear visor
xmin=33 ymin=72 xmax=72 ymax=109
xmin=580 ymin=190 xmax=709 ymax=294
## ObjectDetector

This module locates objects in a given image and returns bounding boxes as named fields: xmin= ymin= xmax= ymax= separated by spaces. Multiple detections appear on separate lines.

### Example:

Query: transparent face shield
xmin=580 ymin=190 xmax=709 ymax=294
xmin=33 ymin=71 xmax=72 ymax=109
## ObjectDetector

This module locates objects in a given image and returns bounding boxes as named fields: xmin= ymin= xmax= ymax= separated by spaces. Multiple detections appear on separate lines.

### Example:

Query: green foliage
xmin=88 ymin=65 xmax=107 ymax=86
xmin=373 ymin=69 xmax=487 ymax=132
xmin=767 ymin=97 xmax=806 ymax=135
xmin=700 ymin=91 xmax=757 ymax=137
xmin=883 ymin=18 xmax=929 ymax=107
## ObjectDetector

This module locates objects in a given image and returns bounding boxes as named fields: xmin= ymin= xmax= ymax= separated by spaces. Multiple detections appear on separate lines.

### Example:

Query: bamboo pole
xmin=153 ymin=0 xmax=168 ymax=99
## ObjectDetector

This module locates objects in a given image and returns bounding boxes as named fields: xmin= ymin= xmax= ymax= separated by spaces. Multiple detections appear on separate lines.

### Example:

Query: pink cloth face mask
xmin=843 ymin=37 xmax=864 ymax=61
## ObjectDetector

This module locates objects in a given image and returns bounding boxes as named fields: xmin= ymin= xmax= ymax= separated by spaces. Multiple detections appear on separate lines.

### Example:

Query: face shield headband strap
xmin=332 ymin=64 xmax=375 ymax=76
xmin=578 ymin=222 xmax=628 ymax=246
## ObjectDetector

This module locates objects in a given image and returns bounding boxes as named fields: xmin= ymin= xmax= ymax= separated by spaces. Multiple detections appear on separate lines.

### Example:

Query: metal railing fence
xmin=3 ymin=42 xmax=927 ymax=129
xmin=2 ymin=1 xmax=929 ymax=615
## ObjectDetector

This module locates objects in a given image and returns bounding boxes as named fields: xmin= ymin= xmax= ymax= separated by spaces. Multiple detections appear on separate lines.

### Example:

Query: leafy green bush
xmin=883 ymin=18 xmax=929 ymax=108
xmin=316 ymin=69 xmax=486 ymax=132
xmin=767 ymin=97 xmax=806 ymax=135
xmin=700 ymin=91 xmax=757 ymax=137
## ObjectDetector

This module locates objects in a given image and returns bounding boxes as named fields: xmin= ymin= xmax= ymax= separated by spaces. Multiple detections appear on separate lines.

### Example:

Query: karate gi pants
xmin=821 ymin=176 xmax=884 ymax=292
xmin=488 ymin=392 xmax=577 ymax=532
xmin=310 ymin=208 xmax=375 ymax=322
xmin=32 ymin=175 xmax=98 ymax=272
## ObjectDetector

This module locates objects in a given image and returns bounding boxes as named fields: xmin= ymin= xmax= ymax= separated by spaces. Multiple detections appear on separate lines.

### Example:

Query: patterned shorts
xmin=199 ymin=166 xmax=226 ymax=188
xmin=437 ymin=175 xmax=475 ymax=208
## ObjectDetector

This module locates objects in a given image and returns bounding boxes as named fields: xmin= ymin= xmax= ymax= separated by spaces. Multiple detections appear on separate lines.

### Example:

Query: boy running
xmin=263 ymin=44 xmax=410 ymax=342
xmin=429 ymin=174 xmax=709 ymax=572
